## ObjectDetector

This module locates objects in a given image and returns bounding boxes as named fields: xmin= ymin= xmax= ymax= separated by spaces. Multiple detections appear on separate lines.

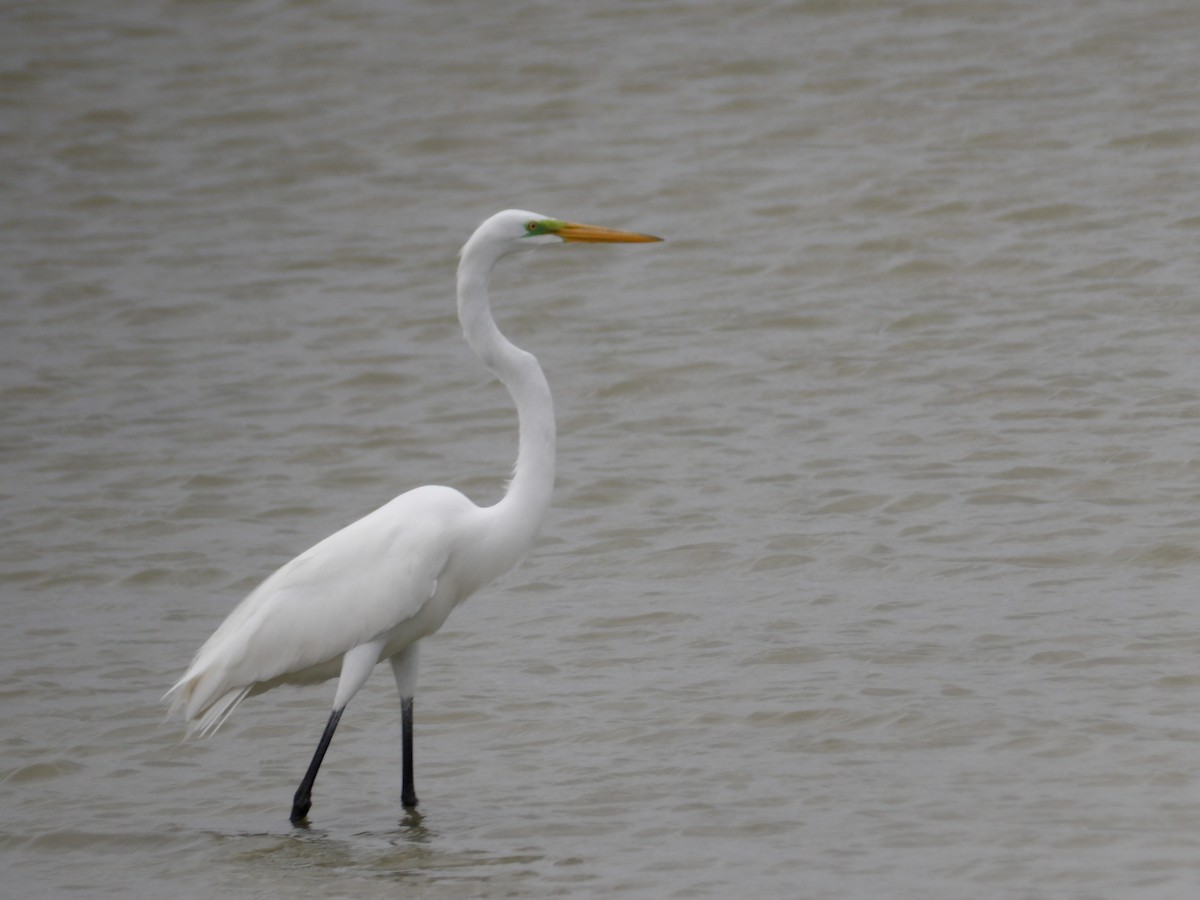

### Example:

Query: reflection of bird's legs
xmin=401 ymin=696 xmax=418 ymax=808
xmin=291 ymin=707 xmax=344 ymax=824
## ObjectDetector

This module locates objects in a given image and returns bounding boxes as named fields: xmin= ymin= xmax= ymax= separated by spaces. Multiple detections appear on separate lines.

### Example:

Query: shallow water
xmin=4 ymin=0 xmax=1200 ymax=896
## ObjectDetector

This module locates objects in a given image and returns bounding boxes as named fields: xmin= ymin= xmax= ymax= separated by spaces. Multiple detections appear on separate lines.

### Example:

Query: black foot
xmin=290 ymin=707 xmax=344 ymax=827
xmin=291 ymin=791 xmax=312 ymax=825
xmin=402 ymin=788 xmax=419 ymax=809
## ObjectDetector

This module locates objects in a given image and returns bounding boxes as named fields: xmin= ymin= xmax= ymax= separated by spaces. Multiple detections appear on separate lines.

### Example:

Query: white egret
xmin=165 ymin=209 xmax=661 ymax=824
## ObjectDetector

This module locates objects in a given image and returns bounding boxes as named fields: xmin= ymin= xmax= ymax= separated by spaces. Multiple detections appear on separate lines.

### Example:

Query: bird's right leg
xmin=290 ymin=638 xmax=386 ymax=825
xmin=291 ymin=706 xmax=343 ymax=824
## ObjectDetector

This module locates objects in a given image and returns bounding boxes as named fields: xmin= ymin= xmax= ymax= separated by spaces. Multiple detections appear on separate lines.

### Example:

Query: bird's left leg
xmin=390 ymin=642 xmax=420 ymax=808
xmin=290 ymin=638 xmax=386 ymax=825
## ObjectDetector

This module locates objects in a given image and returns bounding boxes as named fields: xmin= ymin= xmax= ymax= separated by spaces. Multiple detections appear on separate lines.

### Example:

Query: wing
xmin=166 ymin=485 xmax=478 ymax=730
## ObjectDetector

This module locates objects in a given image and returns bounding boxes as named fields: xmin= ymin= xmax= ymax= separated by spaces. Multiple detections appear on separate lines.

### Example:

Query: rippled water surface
xmin=4 ymin=0 xmax=1200 ymax=896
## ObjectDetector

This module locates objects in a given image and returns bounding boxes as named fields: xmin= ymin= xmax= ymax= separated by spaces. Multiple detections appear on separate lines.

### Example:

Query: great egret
xmin=165 ymin=209 xmax=661 ymax=824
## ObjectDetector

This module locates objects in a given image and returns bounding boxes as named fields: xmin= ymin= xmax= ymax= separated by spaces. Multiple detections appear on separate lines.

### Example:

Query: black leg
xmin=401 ymin=696 xmax=418 ymax=808
xmin=291 ymin=706 xmax=344 ymax=825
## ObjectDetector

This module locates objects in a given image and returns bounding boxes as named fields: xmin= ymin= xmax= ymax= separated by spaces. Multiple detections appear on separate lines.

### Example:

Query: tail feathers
xmin=190 ymin=685 xmax=253 ymax=737
xmin=163 ymin=672 xmax=253 ymax=738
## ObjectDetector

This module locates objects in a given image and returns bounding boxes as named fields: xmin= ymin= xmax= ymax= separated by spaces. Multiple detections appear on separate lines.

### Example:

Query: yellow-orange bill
xmin=556 ymin=222 xmax=663 ymax=243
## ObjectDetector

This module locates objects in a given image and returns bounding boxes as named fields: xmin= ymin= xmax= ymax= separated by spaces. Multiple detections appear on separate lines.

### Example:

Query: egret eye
xmin=526 ymin=221 xmax=538 ymax=232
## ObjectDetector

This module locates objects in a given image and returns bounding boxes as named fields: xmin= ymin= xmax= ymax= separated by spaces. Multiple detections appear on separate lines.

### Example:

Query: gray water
xmin=4 ymin=0 xmax=1200 ymax=896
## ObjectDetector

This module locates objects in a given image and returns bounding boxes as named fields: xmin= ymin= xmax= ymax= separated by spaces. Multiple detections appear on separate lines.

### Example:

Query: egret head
xmin=468 ymin=209 xmax=662 ymax=259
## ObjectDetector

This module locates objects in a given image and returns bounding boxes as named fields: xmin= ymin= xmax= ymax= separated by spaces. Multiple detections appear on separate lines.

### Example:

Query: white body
xmin=165 ymin=210 xmax=561 ymax=735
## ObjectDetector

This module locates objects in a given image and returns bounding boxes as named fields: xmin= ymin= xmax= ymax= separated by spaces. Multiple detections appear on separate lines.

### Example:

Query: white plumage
xmin=164 ymin=209 xmax=660 ymax=824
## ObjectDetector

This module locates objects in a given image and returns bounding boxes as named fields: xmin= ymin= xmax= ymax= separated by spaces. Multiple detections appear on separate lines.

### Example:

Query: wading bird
xmin=165 ymin=210 xmax=661 ymax=824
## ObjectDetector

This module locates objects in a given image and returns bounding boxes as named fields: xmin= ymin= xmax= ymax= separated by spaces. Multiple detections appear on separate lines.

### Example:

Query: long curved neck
xmin=456 ymin=241 xmax=556 ymax=545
